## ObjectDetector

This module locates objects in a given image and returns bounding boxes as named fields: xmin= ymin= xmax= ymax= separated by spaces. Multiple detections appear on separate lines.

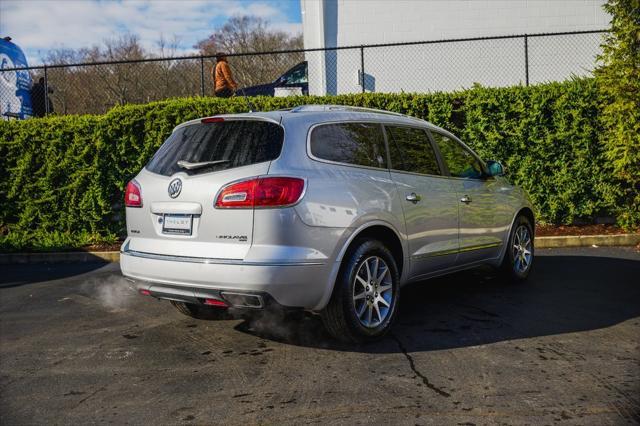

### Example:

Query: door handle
xmin=460 ymin=195 xmax=472 ymax=204
xmin=406 ymin=193 xmax=422 ymax=203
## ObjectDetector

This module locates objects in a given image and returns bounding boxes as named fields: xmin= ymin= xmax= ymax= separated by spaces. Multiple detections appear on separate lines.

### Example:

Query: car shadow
xmin=0 ymin=261 xmax=112 ymax=289
xmin=233 ymin=254 xmax=640 ymax=353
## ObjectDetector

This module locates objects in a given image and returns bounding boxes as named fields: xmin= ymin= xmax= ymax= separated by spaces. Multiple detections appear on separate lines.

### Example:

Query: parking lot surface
xmin=1 ymin=247 xmax=639 ymax=425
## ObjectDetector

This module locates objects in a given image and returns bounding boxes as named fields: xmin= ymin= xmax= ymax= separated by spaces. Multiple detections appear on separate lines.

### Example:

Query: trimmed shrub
xmin=595 ymin=0 xmax=640 ymax=229
xmin=0 ymin=78 xmax=633 ymax=251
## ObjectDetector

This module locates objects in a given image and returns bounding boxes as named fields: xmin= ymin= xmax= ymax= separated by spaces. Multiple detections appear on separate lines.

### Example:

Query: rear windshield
xmin=146 ymin=120 xmax=284 ymax=176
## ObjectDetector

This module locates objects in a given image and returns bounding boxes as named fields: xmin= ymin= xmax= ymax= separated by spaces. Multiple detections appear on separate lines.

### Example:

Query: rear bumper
xmin=120 ymin=249 xmax=335 ymax=309
xmin=132 ymin=281 xmax=282 ymax=311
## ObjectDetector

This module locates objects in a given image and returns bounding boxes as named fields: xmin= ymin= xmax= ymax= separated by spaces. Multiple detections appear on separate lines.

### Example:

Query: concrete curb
xmin=1 ymin=234 xmax=638 ymax=264
xmin=536 ymin=233 xmax=640 ymax=249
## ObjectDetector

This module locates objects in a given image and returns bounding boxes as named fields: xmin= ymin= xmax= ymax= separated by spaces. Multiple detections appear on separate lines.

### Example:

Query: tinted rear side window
xmin=146 ymin=120 xmax=284 ymax=176
xmin=310 ymin=122 xmax=387 ymax=169
xmin=386 ymin=126 xmax=440 ymax=175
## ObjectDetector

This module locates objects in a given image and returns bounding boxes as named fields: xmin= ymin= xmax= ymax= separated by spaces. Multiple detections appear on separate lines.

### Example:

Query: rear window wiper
xmin=177 ymin=159 xmax=230 ymax=170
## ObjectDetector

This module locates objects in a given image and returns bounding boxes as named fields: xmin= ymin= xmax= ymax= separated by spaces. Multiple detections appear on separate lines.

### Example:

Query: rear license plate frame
xmin=162 ymin=214 xmax=193 ymax=235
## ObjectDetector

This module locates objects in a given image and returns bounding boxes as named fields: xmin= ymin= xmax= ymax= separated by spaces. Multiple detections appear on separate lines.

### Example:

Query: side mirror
xmin=486 ymin=160 xmax=506 ymax=177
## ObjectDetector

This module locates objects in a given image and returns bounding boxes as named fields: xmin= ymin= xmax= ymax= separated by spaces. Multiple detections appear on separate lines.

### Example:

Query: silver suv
xmin=120 ymin=105 xmax=534 ymax=342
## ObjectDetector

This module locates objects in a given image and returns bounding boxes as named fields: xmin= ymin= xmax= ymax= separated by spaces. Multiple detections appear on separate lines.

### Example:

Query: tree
xmin=39 ymin=35 xmax=153 ymax=114
xmin=154 ymin=35 xmax=202 ymax=99
xmin=37 ymin=34 xmax=202 ymax=114
xmin=30 ymin=17 xmax=304 ymax=115
xmin=37 ymin=48 xmax=86 ymax=114
xmin=195 ymin=16 xmax=304 ymax=88
xmin=86 ymin=34 xmax=149 ymax=108
xmin=595 ymin=0 xmax=640 ymax=228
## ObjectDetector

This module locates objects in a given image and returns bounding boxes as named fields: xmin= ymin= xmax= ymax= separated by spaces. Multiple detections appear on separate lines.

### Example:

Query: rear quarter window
xmin=146 ymin=120 xmax=284 ymax=176
xmin=386 ymin=126 xmax=440 ymax=175
xmin=309 ymin=122 xmax=387 ymax=169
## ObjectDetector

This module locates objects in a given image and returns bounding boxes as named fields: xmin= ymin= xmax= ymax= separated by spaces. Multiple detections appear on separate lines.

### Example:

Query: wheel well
xmin=518 ymin=207 xmax=535 ymax=232
xmin=345 ymin=225 xmax=404 ymax=276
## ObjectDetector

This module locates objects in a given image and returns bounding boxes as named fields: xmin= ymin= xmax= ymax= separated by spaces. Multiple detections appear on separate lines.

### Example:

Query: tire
xmin=170 ymin=300 xmax=229 ymax=320
xmin=500 ymin=215 xmax=534 ymax=281
xmin=321 ymin=239 xmax=400 ymax=343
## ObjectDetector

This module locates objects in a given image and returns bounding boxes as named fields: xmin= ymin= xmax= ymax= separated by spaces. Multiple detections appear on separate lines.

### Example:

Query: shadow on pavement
xmin=0 ymin=261 xmax=109 ymax=289
xmin=234 ymin=254 xmax=640 ymax=353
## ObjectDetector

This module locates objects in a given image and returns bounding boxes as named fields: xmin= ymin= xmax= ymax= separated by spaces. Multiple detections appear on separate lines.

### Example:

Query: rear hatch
xmin=124 ymin=117 xmax=283 ymax=260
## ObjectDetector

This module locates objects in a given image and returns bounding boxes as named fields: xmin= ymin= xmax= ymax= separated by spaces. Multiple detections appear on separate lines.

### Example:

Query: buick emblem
xmin=168 ymin=178 xmax=182 ymax=198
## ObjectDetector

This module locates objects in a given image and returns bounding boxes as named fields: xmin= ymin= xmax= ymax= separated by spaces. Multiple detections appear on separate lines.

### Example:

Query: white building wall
xmin=300 ymin=0 xmax=610 ymax=95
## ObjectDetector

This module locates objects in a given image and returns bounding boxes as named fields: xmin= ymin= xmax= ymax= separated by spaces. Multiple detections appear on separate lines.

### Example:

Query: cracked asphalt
xmin=1 ymin=247 xmax=639 ymax=425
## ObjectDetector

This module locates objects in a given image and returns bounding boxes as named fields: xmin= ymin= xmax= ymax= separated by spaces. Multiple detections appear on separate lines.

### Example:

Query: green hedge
xmin=0 ymin=78 xmax=633 ymax=251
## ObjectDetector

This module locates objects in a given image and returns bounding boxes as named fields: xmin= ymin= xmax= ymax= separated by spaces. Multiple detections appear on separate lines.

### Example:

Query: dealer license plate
xmin=162 ymin=214 xmax=193 ymax=235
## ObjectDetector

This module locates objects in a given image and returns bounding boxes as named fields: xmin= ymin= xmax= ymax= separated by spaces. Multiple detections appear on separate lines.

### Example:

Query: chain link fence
xmin=1 ymin=30 xmax=605 ymax=118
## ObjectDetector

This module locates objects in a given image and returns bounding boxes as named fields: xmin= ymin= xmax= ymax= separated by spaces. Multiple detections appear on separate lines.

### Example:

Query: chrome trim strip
xmin=121 ymin=248 xmax=325 ymax=266
xmin=458 ymin=242 xmax=502 ymax=253
xmin=412 ymin=248 xmax=457 ymax=259
xmin=411 ymin=242 xmax=502 ymax=259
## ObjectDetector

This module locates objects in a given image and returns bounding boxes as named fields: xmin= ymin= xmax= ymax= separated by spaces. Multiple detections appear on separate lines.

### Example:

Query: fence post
xmin=360 ymin=45 xmax=365 ymax=93
xmin=200 ymin=57 xmax=205 ymax=97
xmin=524 ymin=35 xmax=529 ymax=86
xmin=43 ymin=65 xmax=50 ymax=115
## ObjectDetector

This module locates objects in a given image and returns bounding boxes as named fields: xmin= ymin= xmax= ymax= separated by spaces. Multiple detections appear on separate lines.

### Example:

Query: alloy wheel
xmin=512 ymin=225 xmax=532 ymax=274
xmin=352 ymin=256 xmax=394 ymax=328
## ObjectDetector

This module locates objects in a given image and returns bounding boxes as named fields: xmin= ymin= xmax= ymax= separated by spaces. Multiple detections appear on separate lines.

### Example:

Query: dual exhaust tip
xmin=139 ymin=287 xmax=264 ymax=309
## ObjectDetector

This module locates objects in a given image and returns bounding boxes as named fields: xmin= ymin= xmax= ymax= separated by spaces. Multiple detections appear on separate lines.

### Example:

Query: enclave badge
xmin=168 ymin=178 xmax=182 ymax=198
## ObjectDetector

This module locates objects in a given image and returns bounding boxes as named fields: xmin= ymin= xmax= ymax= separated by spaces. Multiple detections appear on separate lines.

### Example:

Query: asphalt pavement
xmin=1 ymin=247 xmax=639 ymax=425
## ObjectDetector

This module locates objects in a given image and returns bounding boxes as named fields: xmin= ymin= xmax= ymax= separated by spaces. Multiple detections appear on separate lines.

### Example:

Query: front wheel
xmin=500 ymin=215 xmax=534 ymax=281
xmin=321 ymin=239 xmax=400 ymax=343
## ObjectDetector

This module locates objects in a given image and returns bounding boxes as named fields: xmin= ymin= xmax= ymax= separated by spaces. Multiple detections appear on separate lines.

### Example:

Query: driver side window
xmin=281 ymin=65 xmax=307 ymax=85
xmin=431 ymin=132 xmax=484 ymax=179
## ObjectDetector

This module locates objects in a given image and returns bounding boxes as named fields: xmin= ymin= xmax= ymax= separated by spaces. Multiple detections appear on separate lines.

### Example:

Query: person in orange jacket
xmin=212 ymin=52 xmax=238 ymax=98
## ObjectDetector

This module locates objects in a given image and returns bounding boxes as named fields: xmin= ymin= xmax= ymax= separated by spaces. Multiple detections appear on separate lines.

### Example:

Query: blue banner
xmin=1 ymin=38 xmax=33 ymax=120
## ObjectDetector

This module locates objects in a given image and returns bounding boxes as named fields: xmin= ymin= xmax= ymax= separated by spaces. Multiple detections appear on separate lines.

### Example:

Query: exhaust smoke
xmin=240 ymin=308 xmax=331 ymax=347
xmin=81 ymin=274 xmax=137 ymax=311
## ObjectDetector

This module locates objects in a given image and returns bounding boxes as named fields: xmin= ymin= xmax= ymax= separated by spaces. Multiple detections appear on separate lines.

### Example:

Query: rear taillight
xmin=125 ymin=179 xmax=143 ymax=208
xmin=215 ymin=177 xmax=305 ymax=209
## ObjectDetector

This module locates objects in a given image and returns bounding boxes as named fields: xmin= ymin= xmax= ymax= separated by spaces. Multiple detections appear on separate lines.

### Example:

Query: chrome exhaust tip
xmin=220 ymin=292 xmax=264 ymax=309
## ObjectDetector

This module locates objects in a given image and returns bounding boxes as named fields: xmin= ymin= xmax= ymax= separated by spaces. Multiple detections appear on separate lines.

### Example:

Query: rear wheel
xmin=170 ymin=300 xmax=229 ymax=320
xmin=500 ymin=215 xmax=534 ymax=281
xmin=321 ymin=239 xmax=400 ymax=343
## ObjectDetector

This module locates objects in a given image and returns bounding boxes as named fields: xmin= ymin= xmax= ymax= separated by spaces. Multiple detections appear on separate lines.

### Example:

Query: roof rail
xmin=290 ymin=105 xmax=347 ymax=113
xmin=289 ymin=104 xmax=421 ymax=120
xmin=291 ymin=104 xmax=396 ymax=117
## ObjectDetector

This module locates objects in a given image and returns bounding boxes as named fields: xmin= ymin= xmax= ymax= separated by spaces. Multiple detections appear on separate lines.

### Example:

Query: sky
xmin=0 ymin=0 xmax=303 ymax=65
